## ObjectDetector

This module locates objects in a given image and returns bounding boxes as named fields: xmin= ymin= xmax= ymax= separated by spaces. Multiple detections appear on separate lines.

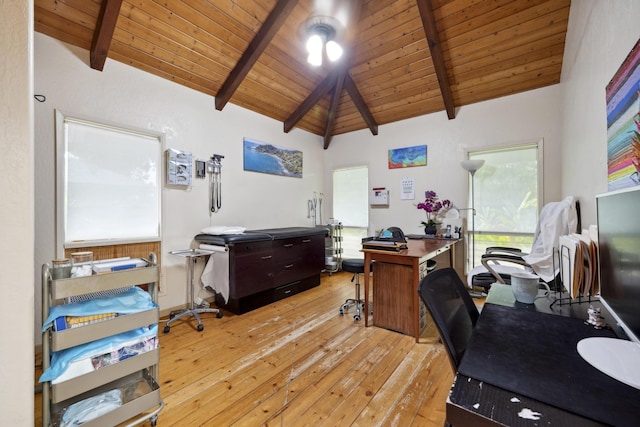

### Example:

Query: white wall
xmin=17 ymin=2 xmax=639 ymax=421
xmin=34 ymin=33 xmax=325 ymax=343
xmin=325 ymin=85 xmax=564 ymax=237
xmin=560 ymin=0 xmax=640 ymax=226
xmin=1 ymin=1 xmax=35 ymax=424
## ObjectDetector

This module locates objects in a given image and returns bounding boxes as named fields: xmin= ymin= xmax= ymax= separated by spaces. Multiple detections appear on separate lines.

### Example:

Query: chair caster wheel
xmin=197 ymin=324 xmax=204 ymax=332
xmin=354 ymin=314 xmax=361 ymax=321
xmin=163 ymin=325 xmax=170 ymax=334
xmin=339 ymin=309 xmax=344 ymax=315
xmin=216 ymin=312 xmax=223 ymax=318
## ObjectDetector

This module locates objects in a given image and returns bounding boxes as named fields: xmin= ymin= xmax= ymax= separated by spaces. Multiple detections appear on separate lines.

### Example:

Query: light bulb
xmin=307 ymin=51 xmax=322 ymax=66
xmin=306 ymin=34 xmax=323 ymax=66
xmin=306 ymin=34 xmax=322 ymax=53
xmin=326 ymin=40 xmax=343 ymax=62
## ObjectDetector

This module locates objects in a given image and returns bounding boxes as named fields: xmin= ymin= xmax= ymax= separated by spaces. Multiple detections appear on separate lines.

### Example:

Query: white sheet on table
xmin=201 ymin=248 xmax=230 ymax=303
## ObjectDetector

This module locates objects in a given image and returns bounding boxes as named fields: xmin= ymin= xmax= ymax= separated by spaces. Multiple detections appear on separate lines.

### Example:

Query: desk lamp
xmin=461 ymin=159 xmax=485 ymax=270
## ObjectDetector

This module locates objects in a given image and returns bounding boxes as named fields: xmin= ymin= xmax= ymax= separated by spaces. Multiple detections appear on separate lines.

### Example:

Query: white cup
xmin=511 ymin=271 xmax=550 ymax=304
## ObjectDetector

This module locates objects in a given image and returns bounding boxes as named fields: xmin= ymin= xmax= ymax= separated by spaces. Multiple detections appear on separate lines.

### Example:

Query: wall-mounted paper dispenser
xmin=370 ymin=188 xmax=389 ymax=206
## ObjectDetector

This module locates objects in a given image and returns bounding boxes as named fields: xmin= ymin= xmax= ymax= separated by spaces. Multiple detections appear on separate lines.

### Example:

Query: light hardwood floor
xmin=35 ymin=271 xmax=454 ymax=426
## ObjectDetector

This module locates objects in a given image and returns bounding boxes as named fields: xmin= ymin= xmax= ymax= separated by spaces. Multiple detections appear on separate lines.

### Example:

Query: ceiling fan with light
xmin=303 ymin=16 xmax=344 ymax=66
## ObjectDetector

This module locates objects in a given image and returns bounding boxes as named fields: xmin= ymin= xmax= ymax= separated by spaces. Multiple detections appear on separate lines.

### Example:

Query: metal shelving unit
xmin=325 ymin=223 xmax=343 ymax=274
xmin=41 ymin=253 xmax=163 ymax=427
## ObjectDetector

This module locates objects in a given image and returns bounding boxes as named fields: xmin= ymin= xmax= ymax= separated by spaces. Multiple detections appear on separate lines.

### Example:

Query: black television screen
xmin=597 ymin=186 xmax=640 ymax=343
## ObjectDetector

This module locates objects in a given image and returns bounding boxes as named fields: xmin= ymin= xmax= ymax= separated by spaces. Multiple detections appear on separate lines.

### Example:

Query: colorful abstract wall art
xmin=388 ymin=145 xmax=427 ymax=169
xmin=606 ymin=38 xmax=640 ymax=191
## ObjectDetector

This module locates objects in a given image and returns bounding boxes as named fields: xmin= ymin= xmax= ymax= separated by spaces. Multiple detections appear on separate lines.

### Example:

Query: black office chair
xmin=418 ymin=267 xmax=479 ymax=371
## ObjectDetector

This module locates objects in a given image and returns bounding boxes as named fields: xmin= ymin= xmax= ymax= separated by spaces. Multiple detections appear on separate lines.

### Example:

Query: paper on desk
xmin=559 ymin=235 xmax=579 ymax=296
xmin=199 ymin=243 xmax=228 ymax=252
xmin=588 ymin=239 xmax=600 ymax=295
xmin=558 ymin=233 xmax=599 ymax=299
xmin=362 ymin=240 xmax=408 ymax=251
xmin=577 ymin=232 xmax=599 ymax=297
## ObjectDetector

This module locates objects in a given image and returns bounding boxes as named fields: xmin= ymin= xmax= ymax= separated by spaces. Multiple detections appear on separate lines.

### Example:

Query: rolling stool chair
xmin=339 ymin=258 xmax=370 ymax=321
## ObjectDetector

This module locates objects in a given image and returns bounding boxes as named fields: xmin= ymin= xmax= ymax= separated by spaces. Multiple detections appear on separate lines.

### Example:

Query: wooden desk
xmin=447 ymin=285 xmax=640 ymax=427
xmin=362 ymin=238 xmax=460 ymax=342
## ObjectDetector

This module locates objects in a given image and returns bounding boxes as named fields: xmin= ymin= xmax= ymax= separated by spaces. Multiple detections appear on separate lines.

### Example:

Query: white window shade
xmin=57 ymin=112 xmax=162 ymax=248
xmin=333 ymin=167 xmax=368 ymax=227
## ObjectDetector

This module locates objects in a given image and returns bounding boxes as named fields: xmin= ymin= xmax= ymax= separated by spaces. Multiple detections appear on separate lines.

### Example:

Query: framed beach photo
xmin=243 ymin=138 xmax=303 ymax=178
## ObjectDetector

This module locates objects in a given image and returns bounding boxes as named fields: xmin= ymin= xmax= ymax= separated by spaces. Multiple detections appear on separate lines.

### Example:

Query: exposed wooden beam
xmin=283 ymin=70 xmax=340 ymax=133
xmin=90 ymin=0 xmax=123 ymax=71
xmin=323 ymin=67 xmax=348 ymax=149
xmin=344 ymin=75 xmax=378 ymax=136
xmin=417 ymin=0 xmax=456 ymax=120
xmin=337 ymin=1 xmax=377 ymax=138
xmin=322 ymin=0 xmax=364 ymax=147
xmin=215 ymin=0 xmax=298 ymax=111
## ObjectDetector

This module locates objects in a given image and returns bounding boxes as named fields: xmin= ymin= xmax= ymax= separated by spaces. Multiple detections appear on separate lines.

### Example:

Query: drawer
xmin=231 ymin=254 xmax=274 ymax=298
xmin=273 ymin=235 xmax=321 ymax=263
xmin=273 ymin=238 xmax=299 ymax=261
xmin=231 ymin=252 xmax=274 ymax=276
xmin=231 ymin=240 xmax=272 ymax=257
xmin=301 ymin=235 xmax=324 ymax=277
xmin=274 ymin=281 xmax=300 ymax=301
xmin=273 ymin=259 xmax=302 ymax=284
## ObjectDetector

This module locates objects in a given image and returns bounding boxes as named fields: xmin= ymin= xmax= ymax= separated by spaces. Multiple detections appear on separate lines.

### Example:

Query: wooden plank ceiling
xmin=34 ymin=0 xmax=571 ymax=148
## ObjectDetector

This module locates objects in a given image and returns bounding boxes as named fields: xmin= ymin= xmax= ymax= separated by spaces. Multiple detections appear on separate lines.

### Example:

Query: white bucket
xmin=511 ymin=271 xmax=549 ymax=304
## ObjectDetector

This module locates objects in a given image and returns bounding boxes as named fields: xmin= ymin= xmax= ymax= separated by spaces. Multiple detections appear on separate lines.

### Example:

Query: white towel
xmin=201 ymin=250 xmax=230 ymax=303
xmin=523 ymin=196 xmax=578 ymax=282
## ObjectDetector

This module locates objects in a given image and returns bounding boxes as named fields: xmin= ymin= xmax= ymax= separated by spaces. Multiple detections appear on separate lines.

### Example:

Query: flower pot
xmin=424 ymin=225 xmax=437 ymax=236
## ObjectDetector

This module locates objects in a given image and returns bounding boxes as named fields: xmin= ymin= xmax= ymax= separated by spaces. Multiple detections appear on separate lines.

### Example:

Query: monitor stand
xmin=577 ymin=337 xmax=640 ymax=390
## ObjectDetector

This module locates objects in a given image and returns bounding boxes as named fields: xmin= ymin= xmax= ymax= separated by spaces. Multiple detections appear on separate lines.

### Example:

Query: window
xmin=56 ymin=111 xmax=162 ymax=253
xmin=333 ymin=166 xmax=369 ymax=259
xmin=466 ymin=142 xmax=542 ymax=269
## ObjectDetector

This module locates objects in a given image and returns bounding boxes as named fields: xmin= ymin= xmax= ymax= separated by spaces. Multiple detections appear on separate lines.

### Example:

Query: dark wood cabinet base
xmin=216 ymin=274 xmax=321 ymax=314
xmin=197 ymin=227 xmax=327 ymax=315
